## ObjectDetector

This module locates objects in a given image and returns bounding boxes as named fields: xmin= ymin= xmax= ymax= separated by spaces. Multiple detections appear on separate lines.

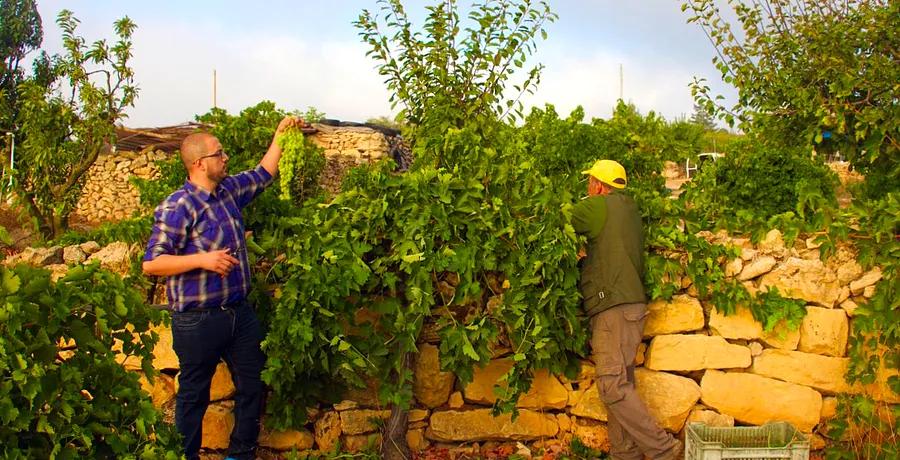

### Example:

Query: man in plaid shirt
xmin=143 ymin=116 xmax=303 ymax=460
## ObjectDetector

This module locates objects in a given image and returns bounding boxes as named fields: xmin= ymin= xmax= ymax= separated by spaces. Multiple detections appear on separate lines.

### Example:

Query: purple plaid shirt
xmin=144 ymin=165 xmax=273 ymax=312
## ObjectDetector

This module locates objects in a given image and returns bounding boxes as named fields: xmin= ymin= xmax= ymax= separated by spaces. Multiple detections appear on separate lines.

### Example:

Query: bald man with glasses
xmin=143 ymin=116 xmax=304 ymax=460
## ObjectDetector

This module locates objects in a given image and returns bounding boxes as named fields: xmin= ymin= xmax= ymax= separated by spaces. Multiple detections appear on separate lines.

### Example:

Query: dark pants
xmin=172 ymin=301 xmax=265 ymax=460
xmin=590 ymin=302 xmax=677 ymax=460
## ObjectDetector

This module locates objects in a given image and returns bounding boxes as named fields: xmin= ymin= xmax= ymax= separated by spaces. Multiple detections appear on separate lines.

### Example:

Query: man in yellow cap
xmin=571 ymin=159 xmax=682 ymax=460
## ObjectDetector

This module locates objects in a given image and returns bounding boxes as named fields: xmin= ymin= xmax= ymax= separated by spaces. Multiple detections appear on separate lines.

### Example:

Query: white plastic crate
xmin=685 ymin=422 xmax=810 ymax=460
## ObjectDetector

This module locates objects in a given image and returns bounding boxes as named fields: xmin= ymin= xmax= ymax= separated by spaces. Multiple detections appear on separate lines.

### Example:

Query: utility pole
xmin=619 ymin=63 xmax=623 ymax=101
xmin=213 ymin=69 xmax=218 ymax=109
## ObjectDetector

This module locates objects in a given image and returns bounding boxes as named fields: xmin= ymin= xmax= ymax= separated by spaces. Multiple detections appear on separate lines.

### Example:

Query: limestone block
xmin=820 ymin=397 xmax=838 ymax=421
xmin=849 ymin=268 xmax=882 ymax=296
xmin=750 ymin=349 xmax=851 ymax=394
xmin=686 ymin=408 xmax=735 ymax=427
xmin=798 ymin=307 xmax=848 ymax=357
xmin=645 ymin=335 xmax=751 ymax=371
xmin=201 ymin=402 xmax=234 ymax=450
xmin=567 ymin=384 xmax=608 ymax=421
xmin=700 ymin=370 xmax=822 ymax=432
xmin=725 ymin=257 xmax=744 ymax=278
xmin=151 ymin=323 xmax=179 ymax=371
xmin=448 ymin=391 xmax=464 ymax=408
xmin=463 ymin=359 xmax=568 ymax=409
xmin=210 ymin=362 xmax=235 ymax=401
xmin=138 ymin=372 xmax=176 ymax=408
xmin=314 ymin=411 xmax=341 ymax=451
xmin=340 ymin=409 xmax=392 ymax=435
xmin=426 ymin=409 xmax=558 ymax=442
xmin=635 ymin=368 xmax=701 ymax=432
xmin=6 ymin=246 xmax=64 ymax=266
xmin=571 ymin=418 xmax=610 ymax=452
xmin=862 ymin=285 xmax=876 ymax=299
xmin=758 ymin=229 xmax=786 ymax=256
xmin=760 ymin=320 xmax=801 ymax=351
xmin=708 ymin=305 xmax=762 ymax=340
xmin=740 ymin=248 xmax=758 ymax=262
xmin=414 ymin=343 xmax=455 ymax=408
xmin=839 ymin=299 xmax=858 ymax=317
xmin=407 ymin=428 xmax=429 ymax=452
xmin=738 ymin=256 xmax=777 ymax=281
xmin=643 ymin=295 xmax=705 ymax=337
xmin=63 ymin=246 xmax=88 ymax=265
xmin=556 ymin=413 xmax=572 ymax=433
xmin=409 ymin=409 xmax=429 ymax=423
xmin=88 ymin=242 xmax=140 ymax=276
xmin=259 ymin=427 xmax=315 ymax=450
xmin=835 ymin=260 xmax=863 ymax=286
xmin=749 ymin=342 xmax=764 ymax=356
xmin=343 ymin=433 xmax=380 ymax=452
xmin=759 ymin=258 xmax=842 ymax=307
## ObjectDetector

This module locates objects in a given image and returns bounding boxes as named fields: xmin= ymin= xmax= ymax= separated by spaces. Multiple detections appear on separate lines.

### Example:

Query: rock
xmin=201 ymin=402 xmax=234 ymax=450
xmin=7 ymin=246 xmax=64 ymax=266
xmin=740 ymin=248 xmax=758 ymax=261
xmin=750 ymin=349 xmax=852 ymax=394
xmin=333 ymin=400 xmax=358 ymax=411
xmin=700 ymin=370 xmax=822 ymax=432
xmin=798 ymin=307 xmax=848 ymax=357
xmin=88 ymin=242 xmax=139 ymax=276
xmin=556 ymin=413 xmax=572 ymax=433
xmin=210 ymin=362 xmax=235 ymax=401
xmin=45 ymin=264 xmax=70 ymax=282
xmin=426 ymin=409 xmax=558 ymax=442
xmin=407 ymin=428 xmax=429 ymax=452
xmin=759 ymin=257 xmax=842 ymax=307
xmin=63 ymin=246 xmax=88 ymax=265
xmin=839 ymin=299 xmax=859 ymax=317
xmin=635 ymin=368 xmax=701 ymax=432
xmin=725 ymin=258 xmax=743 ymax=278
xmin=820 ymin=397 xmax=838 ymax=421
xmin=835 ymin=260 xmax=863 ymax=286
xmin=862 ymin=285 xmax=876 ymax=298
xmin=463 ymin=359 xmax=568 ymax=409
xmin=849 ymin=268 xmax=882 ymax=296
xmin=571 ymin=418 xmax=610 ymax=452
xmin=758 ymin=229 xmax=786 ymax=256
xmin=314 ymin=411 xmax=341 ymax=451
xmin=738 ymin=256 xmax=778 ymax=281
xmin=643 ymin=295 xmax=705 ymax=337
xmin=749 ymin=342 xmax=764 ymax=356
xmin=151 ymin=324 xmax=179 ymax=370
xmin=138 ymin=372 xmax=176 ymax=408
xmin=259 ymin=427 xmax=315 ymax=451
xmin=340 ymin=409 xmax=392 ymax=435
xmin=759 ymin=320 xmax=801 ymax=351
xmin=448 ymin=391 xmax=464 ymax=409
xmin=409 ymin=409 xmax=429 ymax=423
xmin=645 ymin=335 xmax=751 ymax=371
xmin=414 ymin=343 xmax=455 ymax=408
xmin=343 ymin=433 xmax=381 ymax=452
xmin=708 ymin=306 xmax=762 ymax=340
xmin=686 ymin=408 xmax=734 ymax=427
xmin=567 ymin=384 xmax=608 ymax=421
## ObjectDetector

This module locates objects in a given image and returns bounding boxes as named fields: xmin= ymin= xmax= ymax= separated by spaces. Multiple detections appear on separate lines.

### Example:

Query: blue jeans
xmin=172 ymin=301 xmax=265 ymax=460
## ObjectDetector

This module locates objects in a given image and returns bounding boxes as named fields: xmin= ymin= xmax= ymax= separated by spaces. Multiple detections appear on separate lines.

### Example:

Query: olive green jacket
xmin=571 ymin=192 xmax=647 ymax=316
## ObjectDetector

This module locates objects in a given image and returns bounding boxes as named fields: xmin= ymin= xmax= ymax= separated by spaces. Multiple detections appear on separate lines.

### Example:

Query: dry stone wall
xmin=10 ymin=228 xmax=893 ymax=457
xmin=74 ymin=124 xmax=392 ymax=222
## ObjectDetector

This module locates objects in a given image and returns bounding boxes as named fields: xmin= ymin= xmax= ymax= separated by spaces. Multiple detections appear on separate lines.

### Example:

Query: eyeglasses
xmin=196 ymin=149 xmax=227 ymax=163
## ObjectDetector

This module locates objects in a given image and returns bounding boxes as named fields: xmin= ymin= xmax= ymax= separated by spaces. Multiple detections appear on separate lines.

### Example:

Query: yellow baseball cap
xmin=582 ymin=159 xmax=627 ymax=189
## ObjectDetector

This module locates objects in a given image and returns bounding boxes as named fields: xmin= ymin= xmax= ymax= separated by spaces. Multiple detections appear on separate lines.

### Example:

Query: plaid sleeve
xmin=220 ymin=165 xmax=274 ymax=209
xmin=144 ymin=198 xmax=191 ymax=261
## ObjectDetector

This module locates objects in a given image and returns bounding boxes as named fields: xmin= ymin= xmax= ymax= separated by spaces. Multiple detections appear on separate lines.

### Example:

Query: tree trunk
xmin=381 ymin=351 xmax=414 ymax=460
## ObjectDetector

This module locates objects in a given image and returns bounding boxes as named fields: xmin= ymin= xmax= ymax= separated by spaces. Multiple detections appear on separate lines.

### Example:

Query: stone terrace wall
xmin=73 ymin=124 xmax=392 ymax=223
xmin=10 ymin=227 xmax=894 ymax=457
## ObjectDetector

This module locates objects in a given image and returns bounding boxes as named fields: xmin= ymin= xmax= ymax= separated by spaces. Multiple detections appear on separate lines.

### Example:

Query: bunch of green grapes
xmin=278 ymin=129 xmax=326 ymax=203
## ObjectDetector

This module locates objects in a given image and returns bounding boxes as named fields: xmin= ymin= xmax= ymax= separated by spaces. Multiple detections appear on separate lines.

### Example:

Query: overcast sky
xmin=32 ymin=1 xmax=736 ymax=128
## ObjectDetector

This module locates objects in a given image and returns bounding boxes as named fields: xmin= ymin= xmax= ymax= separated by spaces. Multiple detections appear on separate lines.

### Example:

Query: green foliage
xmin=53 ymin=216 xmax=152 ymax=247
xmin=12 ymin=10 xmax=137 ymax=239
xmin=0 ymin=0 xmax=42 ymax=133
xmin=0 ymin=263 xmax=179 ymax=458
xmin=278 ymin=129 xmax=326 ymax=204
xmin=355 ymin=0 xmax=557 ymax=164
xmin=684 ymin=0 xmax=900 ymax=198
xmin=130 ymin=155 xmax=185 ymax=209
xmin=682 ymin=139 xmax=838 ymax=230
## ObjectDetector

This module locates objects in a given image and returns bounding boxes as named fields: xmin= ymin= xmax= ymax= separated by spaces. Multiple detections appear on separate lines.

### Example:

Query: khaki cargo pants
xmin=590 ymin=302 xmax=678 ymax=460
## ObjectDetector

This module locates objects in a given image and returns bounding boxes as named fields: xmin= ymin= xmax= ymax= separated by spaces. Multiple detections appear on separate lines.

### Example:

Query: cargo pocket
xmin=596 ymin=364 xmax=627 ymax=405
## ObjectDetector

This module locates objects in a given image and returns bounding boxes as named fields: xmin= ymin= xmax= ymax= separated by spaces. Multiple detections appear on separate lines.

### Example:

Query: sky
xmin=31 ymin=1 xmax=737 ymax=128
